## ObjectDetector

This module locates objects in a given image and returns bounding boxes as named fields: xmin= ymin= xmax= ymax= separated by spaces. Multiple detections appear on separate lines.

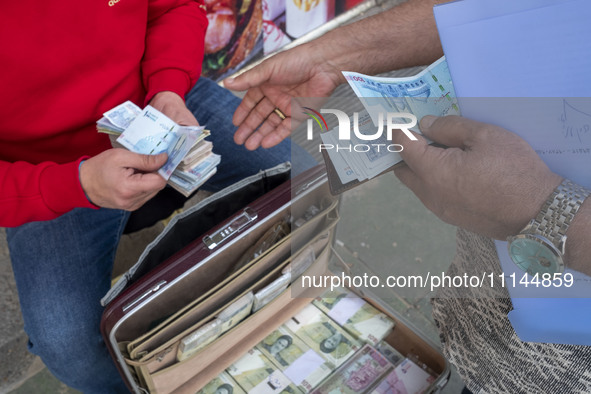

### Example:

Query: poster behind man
xmin=202 ymin=0 xmax=366 ymax=80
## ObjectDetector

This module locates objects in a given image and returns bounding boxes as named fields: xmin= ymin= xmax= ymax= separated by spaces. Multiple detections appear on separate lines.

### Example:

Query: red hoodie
xmin=0 ymin=0 xmax=207 ymax=227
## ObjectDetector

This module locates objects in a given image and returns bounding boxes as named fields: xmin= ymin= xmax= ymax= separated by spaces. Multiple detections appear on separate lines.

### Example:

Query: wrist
xmin=78 ymin=159 xmax=97 ymax=206
xmin=512 ymin=173 xmax=563 ymax=235
xmin=150 ymin=91 xmax=184 ymax=105
xmin=507 ymin=177 xmax=590 ymax=275
xmin=564 ymin=197 xmax=591 ymax=271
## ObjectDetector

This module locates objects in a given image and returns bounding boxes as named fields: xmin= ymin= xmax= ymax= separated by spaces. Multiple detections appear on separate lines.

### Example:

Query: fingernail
xmin=224 ymin=77 xmax=234 ymax=84
xmin=420 ymin=115 xmax=438 ymax=130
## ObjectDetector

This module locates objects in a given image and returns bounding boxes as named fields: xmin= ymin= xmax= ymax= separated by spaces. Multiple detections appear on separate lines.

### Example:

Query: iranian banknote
xmin=375 ymin=341 xmax=404 ymax=367
xmin=257 ymin=325 xmax=334 ymax=392
xmin=169 ymin=153 xmax=221 ymax=196
xmin=218 ymin=292 xmax=255 ymax=332
xmin=97 ymin=101 xmax=218 ymax=195
xmin=102 ymin=100 xmax=142 ymax=131
xmin=177 ymin=292 xmax=254 ymax=361
xmin=313 ymin=287 xmax=395 ymax=346
xmin=284 ymin=304 xmax=360 ymax=367
xmin=226 ymin=348 xmax=302 ymax=394
xmin=197 ymin=371 xmax=246 ymax=394
xmin=177 ymin=318 xmax=223 ymax=362
xmin=371 ymin=358 xmax=435 ymax=394
xmin=323 ymin=57 xmax=461 ymax=183
xmin=311 ymin=345 xmax=392 ymax=394
xmin=116 ymin=105 xmax=204 ymax=180
xmin=343 ymin=57 xmax=460 ymax=128
xmin=320 ymin=110 xmax=404 ymax=183
xmin=253 ymin=273 xmax=291 ymax=312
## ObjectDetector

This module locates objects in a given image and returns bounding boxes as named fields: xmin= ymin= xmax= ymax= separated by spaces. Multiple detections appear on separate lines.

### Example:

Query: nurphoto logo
xmin=305 ymin=108 xmax=417 ymax=153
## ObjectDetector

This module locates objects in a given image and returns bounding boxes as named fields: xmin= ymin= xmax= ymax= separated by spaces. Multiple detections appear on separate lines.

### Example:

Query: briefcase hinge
xmin=122 ymin=280 xmax=167 ymax=312
xmin=203 ymin=207 xmax=258 ymax=250
xmin=295 ymin=174 xmax=325 ymax=195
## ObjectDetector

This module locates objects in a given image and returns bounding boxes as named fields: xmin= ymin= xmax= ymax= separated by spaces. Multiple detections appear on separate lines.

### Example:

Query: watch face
xmin=508 ymin=234 xmax=563 ymax=275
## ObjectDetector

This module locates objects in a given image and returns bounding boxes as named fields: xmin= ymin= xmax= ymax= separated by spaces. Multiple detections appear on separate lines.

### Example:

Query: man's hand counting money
xmin=79 ymin=149 xmax=168 ymax=211
xmin=149 ymin=91 xmax=199 ymax=127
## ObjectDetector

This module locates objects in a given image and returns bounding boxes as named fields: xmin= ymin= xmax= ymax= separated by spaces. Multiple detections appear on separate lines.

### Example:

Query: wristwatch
xmin=507 ymin=178 xmax=590 ymax=276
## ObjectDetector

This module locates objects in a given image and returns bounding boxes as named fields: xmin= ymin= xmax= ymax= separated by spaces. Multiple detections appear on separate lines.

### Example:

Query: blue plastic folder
xmin=433 ymin=0 xmax=591 ymax=345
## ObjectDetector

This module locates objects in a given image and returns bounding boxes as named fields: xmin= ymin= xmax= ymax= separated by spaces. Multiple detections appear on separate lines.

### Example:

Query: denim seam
xmin=109 ymin=210 xmax=129 ymax=264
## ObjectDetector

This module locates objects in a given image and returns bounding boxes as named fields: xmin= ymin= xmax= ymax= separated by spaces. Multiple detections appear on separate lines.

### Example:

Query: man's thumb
xmin=134 ymin=152 xmax=168 ymax=172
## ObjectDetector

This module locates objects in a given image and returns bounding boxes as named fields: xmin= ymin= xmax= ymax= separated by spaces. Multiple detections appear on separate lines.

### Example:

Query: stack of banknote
xmin=322 ymin=57 xmax=461 ymax=185
xmin=313 ymin=287 xmax=395 ymax=346
xmin=226 ymin=348 xmax=301 ymax=393
xmin=97 ymin=101 xmax=220 ymax=196
xmin=196 ymin=301 xmax=436 ymax=393
xmin=370 ymin=357 xmax=436 ymax=394
xmin=284 ymin=304 xmax=361 ymax=367
xmin=311 ymin=345 xmax=393 ymax=394
xmin=177 ymin=292 xmax=255 ymax=362
xmin=257 ymin=326 xmax=335 ymax=392
xmin=197 ymin=371 xmax=246 ymax=394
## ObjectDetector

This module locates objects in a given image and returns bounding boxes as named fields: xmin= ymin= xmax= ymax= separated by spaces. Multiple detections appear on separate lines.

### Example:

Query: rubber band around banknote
xmin=273 ymin=108 xmax=286 ymax=120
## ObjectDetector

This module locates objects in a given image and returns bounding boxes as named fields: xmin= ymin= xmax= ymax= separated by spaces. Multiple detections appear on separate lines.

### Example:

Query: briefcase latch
xmin=203 ymin=207 xmax=258 ymax=250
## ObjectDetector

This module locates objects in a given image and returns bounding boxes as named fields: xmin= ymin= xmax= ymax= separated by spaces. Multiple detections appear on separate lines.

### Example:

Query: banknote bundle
xmin=311 ymin=344 xmax=393 ymax=394
xmin=313 ymin=288 xmax=395 ymax=346
xmin=177 ymin=292 xmax=254 ymax=361
xmin=375 ymin=341 xmax=404 ymax=367
xmin=97 ymin=101 xmax=220 ymax=196
xmin=226 ymin=348 xmax=301 ymax=394
xmin=257 ymin=326 xmax=335 ymax=392
xmin=197 ymin=371 xmax=246 ymax=394
xmin=284 ymin=304 xmax=360 ymax=367
xmin=231 ymin=220 xmax=291 ymax=275
xmin=343 ymin=57 xmax=459 ymax=128
xmin=253 ymin=272 xmax=291 ymax=312
xmin=198 ymin=301 xmax=437 ymax=394
xmin=322 ymin=57 xmax=461 ymax=185
xmin=282 ymin=246 xmax=316 ymax=281
xmin=370 ymin=358 xmax=436 ymax=394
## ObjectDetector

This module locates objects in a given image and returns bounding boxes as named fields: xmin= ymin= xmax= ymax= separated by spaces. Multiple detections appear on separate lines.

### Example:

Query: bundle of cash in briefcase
xmin=97 ymin=101 xmax=220 ymax=196
xmin=321 ymin=57 xmax=460 ymax=195
xmin=197 ymin=287 xmax=439 ymax=394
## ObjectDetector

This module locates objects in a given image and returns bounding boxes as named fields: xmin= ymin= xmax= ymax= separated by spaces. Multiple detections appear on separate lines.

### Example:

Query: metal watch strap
xmin=527 ymin=179 xmax=591 ymax=247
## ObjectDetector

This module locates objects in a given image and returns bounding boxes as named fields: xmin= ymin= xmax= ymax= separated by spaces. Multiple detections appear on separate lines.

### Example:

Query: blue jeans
xmin=7 ymin=78 xmax=315 ymax=393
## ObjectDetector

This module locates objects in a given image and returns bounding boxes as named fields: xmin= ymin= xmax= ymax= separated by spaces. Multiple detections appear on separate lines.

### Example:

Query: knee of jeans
xmin=27 ymin=323 xmax=109 ymax=383
xmin=29 ymin=328 xmax=127 ymax=393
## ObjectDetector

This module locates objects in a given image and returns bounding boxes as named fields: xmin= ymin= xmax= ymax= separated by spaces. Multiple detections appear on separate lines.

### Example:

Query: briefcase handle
xmin=203 ymin=207 xmax=258 ymax=250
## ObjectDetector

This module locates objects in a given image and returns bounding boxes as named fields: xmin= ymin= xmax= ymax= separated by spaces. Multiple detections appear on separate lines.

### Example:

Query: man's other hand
xmin=224 ymin=44 xmax=343 ymax=150
xmin=79 ymin=149 xmax=168 ymax=211
xmin=392 ymin=115 xmax=562 ymax=240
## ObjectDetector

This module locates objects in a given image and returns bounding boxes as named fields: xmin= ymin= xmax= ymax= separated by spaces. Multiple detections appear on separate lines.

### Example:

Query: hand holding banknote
xmin=149 ymin=91 xmax=200 ymax=127
xmin=391 ymin=115 xmax=562 ymax=240
xmin=79 ymin=149 xmax=168 ymax=210
xmin=99 ymin=97 xmax=220 ymax=198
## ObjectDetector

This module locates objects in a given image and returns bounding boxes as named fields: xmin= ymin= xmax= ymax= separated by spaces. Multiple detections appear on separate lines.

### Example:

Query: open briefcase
xmin=101 ymin=163 xmax=451 ymax=393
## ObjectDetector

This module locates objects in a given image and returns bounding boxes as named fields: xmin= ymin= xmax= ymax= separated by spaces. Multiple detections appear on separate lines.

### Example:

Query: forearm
xmin=565 ymin=198 xmax=591 ymax=274
xmin=313 ymin=0 xmax=448 ymax=80
xmin=0 ymin=158 xmax=95 ymax=227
